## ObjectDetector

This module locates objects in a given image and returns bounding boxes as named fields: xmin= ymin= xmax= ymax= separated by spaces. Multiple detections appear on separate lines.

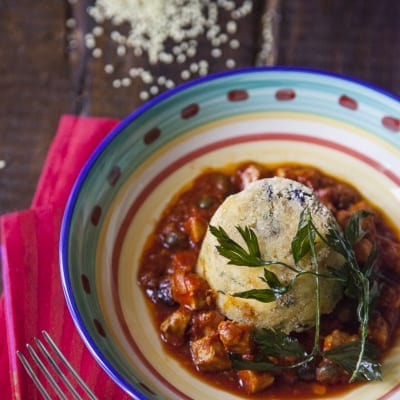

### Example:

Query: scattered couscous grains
xmin=104 ymin=64 xmax=114 ymax=74
xmin=80 ymin=0 xmax=255 ymax=98
xmin=226 ymin=58 xmax=236 ymax=68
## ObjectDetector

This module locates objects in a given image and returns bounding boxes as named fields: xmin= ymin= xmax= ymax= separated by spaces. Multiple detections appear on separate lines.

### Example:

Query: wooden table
xmin=1 ymin=0 xmax=400 ymax=216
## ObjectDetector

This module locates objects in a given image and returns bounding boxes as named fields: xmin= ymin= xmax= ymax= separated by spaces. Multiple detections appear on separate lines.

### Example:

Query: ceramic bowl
xmin=60 ymin=67 xmax=400 ymax=399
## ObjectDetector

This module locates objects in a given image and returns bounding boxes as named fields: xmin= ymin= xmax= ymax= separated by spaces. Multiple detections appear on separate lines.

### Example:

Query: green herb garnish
xmin=209 ymin=225 xmax=265 ymax=267
xmin=323 ymin=340 xmax=381 ymax=381
xmin=210 ymin=209 xmax=381 ymax=382
xmin=254 ymin=328 xmax=306 ymax=359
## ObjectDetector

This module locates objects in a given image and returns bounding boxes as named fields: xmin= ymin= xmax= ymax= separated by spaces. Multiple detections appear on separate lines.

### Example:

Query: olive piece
xmin=197 ymin=196 xmax=214 ymax=209
xmin=213 ymin=173 xmax=232 ymax=194
xmin=163 ymin=230 xmax=186 ymax=248
xmin=316 ymin=362 xmax=341 ymax=384
xmin=297 ymin=361 xmax=316 ymax=381
xmin=156 ymin=277 xmax=176 ymax=306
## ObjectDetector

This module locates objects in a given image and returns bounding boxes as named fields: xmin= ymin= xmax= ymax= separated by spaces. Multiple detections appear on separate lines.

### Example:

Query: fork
xmin=17 ymin=330 xmax=98 ymax=400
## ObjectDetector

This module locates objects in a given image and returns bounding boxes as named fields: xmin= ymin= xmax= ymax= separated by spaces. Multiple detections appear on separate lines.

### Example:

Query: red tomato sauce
xmin=138 ymin=162 xmax=400 ymax=398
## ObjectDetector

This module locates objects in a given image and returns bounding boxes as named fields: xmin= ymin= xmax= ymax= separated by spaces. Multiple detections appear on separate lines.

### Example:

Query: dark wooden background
xmin=1 ymin=0 xmax=400 ymax=217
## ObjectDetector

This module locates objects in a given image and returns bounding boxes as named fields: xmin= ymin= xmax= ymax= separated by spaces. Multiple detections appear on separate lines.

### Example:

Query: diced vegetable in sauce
xmin=138 ymin=162 xmax=400 ymax=398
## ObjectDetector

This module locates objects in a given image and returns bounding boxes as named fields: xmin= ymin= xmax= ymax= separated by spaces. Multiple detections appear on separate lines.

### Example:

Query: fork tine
xmin=26 ymin=343 xmax=68 ymax=400
xmin=17 ymin=350 xmax=53 ymax=400
xmin=17 ymin=331 xmax=98 ymax=400
xmin=35 ymin=336 xmax=82 ymax=399
xmin=42 ymin=331 xmax=98 ymax=400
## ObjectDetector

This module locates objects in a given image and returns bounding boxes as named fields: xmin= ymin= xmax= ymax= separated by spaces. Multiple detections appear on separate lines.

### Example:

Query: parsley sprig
xmin=210 ymin=209 xmax=381 ymax=382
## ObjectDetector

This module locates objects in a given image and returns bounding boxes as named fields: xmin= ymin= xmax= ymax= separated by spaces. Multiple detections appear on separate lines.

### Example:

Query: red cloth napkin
xmin=0 ymin=115 xmax=137 ymax=399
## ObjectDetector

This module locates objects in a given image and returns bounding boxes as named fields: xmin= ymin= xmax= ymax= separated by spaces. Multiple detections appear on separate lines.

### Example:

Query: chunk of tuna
xmin=237 ymin=370 xmax=275 ymax=394
xmin=160 ymin=307 xmax=192 ymax=346
xmin=190 ymin=334 xmax=231 ymax=372
xmin=218 ymin=320 xmax=254 ymax=354
xmin=190 ymin=310 xmax=225 ymax=340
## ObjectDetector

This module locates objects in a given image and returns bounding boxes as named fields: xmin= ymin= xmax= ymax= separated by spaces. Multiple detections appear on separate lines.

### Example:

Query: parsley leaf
xmin=231 ymin=329 xmax=309 ymax=372
xmin=344 ymin=210 xmax=371 ymax=247
xmin=292 ymin=209 xmax=313 ymax=265
xmin=254 ymin=328 xmax=306 ymax=358
xmin=260 ymin=268 xmax=290 ymax=295
xmin=209 ymin=225 xmax=264 ymax=266
xmin=232 ymin=288 xmax=278 ymax=303
xmin=324 ymin=340 xmax=382 ymax=381
xmin=231 ymin=354 xmax=279 ymax=372
xmin=323 ymin=210 xmax=379 ymax=382
xmin=209 ymin=208 xmax=382 ymax=383
xmin=232 ymin=267 xmax=291 ymax=302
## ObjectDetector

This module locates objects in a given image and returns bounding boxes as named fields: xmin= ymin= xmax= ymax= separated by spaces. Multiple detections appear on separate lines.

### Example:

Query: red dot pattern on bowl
xmin=139 ymin=382 xmax=157 ymax=396
xmin=107 ymin=166 xmax=121 ymax=186
xmin=181 ymin=103 xmax=200 ymax=119
xmin=382 ymin=116 xmax=400 ymax=132
xmin=339 ymin=94 xmax=358 ymax=110
xmin=275 ymin=88 xmax=296 ymax=101
xmin=90 ymin=205 xmax=102 ymax=226
xmin=227 ymin=89 xmax=249 ymax=101
xmin=144 ymin=127 xmax=161 ymax=145
xmin=94 ymin=318 xmax=107 ymax=337
xmin=138 ymin=88 xmax=398 ymax=154
xmin=81 ymin=274 xmax=91 ymax=294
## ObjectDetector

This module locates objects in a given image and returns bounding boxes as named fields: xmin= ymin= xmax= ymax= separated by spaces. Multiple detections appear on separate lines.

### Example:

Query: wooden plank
xmin=277 ymin=0 xmax=400 ymax=95
xmin=0 ymin=2 xmax=73 ymax=215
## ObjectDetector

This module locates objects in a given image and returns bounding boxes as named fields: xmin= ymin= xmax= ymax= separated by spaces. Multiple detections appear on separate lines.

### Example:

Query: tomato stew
xmin=138 ymin=162 xmax=400 ymax=398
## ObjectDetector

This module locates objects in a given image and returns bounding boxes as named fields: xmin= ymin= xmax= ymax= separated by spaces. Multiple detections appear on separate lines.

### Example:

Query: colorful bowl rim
xmin=59 ymin=66 xmax=400 ymax=399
